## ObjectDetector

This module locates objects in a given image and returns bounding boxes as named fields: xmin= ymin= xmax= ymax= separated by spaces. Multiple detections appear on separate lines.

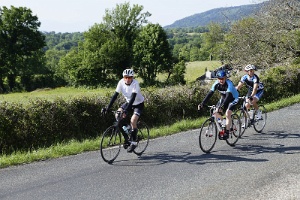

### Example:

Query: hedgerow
xmin=0 ymin=65 xmax=299 ymax=154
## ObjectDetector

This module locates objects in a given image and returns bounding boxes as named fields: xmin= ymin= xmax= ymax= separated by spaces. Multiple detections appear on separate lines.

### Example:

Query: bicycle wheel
xmin=253 ymin=105 xmax=267 ymax=133
xmin=199 ymin=118 xmax=217 ymax=153
xmin=100 ymin=125 xmax=122 ymax=164
xmin=133 ymin=121 xmax=150 ymax=156
xmin=238 ymin=109 xmax=248 ymax=137
xmin=226 ymin=113 xmax=241 ymax=146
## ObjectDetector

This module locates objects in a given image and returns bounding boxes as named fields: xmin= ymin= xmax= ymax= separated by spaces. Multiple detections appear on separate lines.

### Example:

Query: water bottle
xmin=122 ymin=125 xmax=130 ymax=134
xmin=217 ymin=118 xmax=222 ymax=124
xmin=221 ymin=119 xmax=226 ymax=128
xmin=248 ymin=110 xmax=253 ymax=119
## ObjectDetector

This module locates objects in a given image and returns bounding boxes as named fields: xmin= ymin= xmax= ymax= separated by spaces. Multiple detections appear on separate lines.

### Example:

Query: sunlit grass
xmin=185 ymin=61 xmax=221 ymax=83
xmin=0 ymin=86 xmax=114 ymax=103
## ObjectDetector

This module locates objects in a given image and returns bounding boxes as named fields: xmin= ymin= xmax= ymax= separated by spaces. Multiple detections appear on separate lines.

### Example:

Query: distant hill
xmin=164 ymin=3 xmax=264 ymax=29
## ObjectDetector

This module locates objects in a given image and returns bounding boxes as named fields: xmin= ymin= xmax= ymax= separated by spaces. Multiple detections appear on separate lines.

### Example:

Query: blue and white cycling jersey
xmin=211 ymin=79 xmax=239 ymax=100
xmin=240 ymin=74 xmax=264 ymax=91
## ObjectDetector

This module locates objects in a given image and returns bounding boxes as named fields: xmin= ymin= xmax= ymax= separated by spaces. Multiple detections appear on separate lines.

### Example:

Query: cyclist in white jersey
xmin=102 ymin=69 xmax=145 ymax=152
xmin=236 ymin=64 xmax=264 ymax=119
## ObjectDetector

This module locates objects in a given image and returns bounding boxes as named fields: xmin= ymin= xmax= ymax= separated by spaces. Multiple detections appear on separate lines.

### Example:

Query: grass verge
xmin=1 ymin=94 xmax=300 ymax=168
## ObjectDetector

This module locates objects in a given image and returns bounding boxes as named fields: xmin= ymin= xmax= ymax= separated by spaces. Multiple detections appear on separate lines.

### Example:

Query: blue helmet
xmin=216 ymin=70 xmax=226 ymax=78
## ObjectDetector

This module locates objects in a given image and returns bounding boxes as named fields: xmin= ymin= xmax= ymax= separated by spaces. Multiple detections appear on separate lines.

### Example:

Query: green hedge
xmin=0 ymin=65 xmax=299 ymax=154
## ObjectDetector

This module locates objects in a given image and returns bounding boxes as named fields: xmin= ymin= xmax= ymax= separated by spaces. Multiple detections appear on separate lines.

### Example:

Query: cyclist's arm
xmin=125 ymin=92 xmax=137 ymax=111
xmin=236 ymin=81 xmax=244 ymax=91
xmin=201 ymin=90 xmax=214 ymax=105
xmin=107 ymin=92 xmax=119 ymax=110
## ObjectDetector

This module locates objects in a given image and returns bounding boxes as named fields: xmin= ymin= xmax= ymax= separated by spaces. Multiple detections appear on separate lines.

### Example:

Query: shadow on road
xmin=235 ymin=129 xmax=300 ymax=155
xmin=111 ymin=129 xmax=300 ymax=166
xmin=112 ymin=149 xmax=268 ymax=166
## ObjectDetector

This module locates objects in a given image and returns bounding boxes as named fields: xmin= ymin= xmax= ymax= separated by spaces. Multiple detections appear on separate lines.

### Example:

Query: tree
xmin=60 ymin=2 xmax=151 ymax=86
xmin=202 ymin=22 xmax=225 ymax=61
xmin=0 ymin=6 xmax=46 ymax=92
xmin=222 ymin=0 xmax=300 ymax=68
xmin=133 ymin=23 xmax=173 ymax=85
xmin=103 ymin=2 xmax=151 ymax=68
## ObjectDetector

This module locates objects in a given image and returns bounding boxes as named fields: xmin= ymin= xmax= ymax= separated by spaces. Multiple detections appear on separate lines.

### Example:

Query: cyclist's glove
xmin=198 ymin=103 xmax=204 ymax=111
xmin=217 ymin=106 xmax=224 ymax=114
xmin=249 ymin=96 xmax=253 ymax=101
xmin=101 ymin=107 xmax=108 ymax=115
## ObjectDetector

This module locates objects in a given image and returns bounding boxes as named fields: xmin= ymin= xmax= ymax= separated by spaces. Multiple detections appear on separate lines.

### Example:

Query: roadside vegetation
xmin=1 ymin=93 xmax=300 ymax=168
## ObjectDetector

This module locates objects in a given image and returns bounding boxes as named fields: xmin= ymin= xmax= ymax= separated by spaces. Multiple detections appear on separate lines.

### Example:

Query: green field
xmin=0 ymin=61 xmax=222 ymax=103
xmin=185 ymin=61 xmax=221 ymax=82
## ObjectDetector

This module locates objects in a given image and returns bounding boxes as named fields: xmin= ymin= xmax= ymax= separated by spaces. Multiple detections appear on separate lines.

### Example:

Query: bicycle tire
xmin=133 ymin=121 xmax=150 ymax=156
xmin=237 ymin=109 xmax=248 ymax=137
xmin=100 ymin=125 xmax=122 ymax=164
xmin=226 ymin=113 xmax=241 ymax=146
xmin=199 ymin=118 xmax=217 ymax=153
xmin=253 ymin=105 xmax=267 ymax=133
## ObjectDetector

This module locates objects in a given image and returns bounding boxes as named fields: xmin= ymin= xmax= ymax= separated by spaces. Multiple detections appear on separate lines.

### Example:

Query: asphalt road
xmin=0 ymin=104 xmax=300 ymax=200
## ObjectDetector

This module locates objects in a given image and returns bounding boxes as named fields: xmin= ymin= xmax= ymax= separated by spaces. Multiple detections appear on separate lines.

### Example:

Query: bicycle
xmin=199 ymin=105 xmax=241 ymax=153
xmin=100 ymin=110 xmax=150 ymax=164
xmin=235 ymin=96 xmax=267 ymax=137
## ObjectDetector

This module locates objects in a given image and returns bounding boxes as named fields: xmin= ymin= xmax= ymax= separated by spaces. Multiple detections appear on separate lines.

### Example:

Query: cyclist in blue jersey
xmin=102 ymin=69 xmax=145 ymax=153
xmin=236 ymin=64 xmax=264 ymax=119
xmin=198 ymin=70 xmax=239 ymax=139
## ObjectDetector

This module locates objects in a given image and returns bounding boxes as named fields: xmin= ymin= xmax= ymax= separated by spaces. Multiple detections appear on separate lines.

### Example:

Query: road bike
xmin=100 ymin=110 xmax=150 ymax=164
xmin=235 ymin=96 xmax=267 ymax=137
xmin=199 ymin=105 xmax=241 ymax=153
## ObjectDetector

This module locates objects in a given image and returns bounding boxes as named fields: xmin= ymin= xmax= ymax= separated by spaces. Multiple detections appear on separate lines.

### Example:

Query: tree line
xmin=1 ymin=0 xmax=300 ymax=92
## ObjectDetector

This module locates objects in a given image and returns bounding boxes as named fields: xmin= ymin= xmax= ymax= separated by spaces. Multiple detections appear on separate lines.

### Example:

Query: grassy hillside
xmin=185 ymin=61 xmax=221 ymax=82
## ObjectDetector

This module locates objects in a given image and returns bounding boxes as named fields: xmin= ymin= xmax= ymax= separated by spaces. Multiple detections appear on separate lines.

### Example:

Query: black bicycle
xmin=235 ymin=96 xmax=267 ymax=137
xmin=199 ymin=105 xmax=241 ymax=153
xmin=100 ymin=110 xmax=150 ymax=164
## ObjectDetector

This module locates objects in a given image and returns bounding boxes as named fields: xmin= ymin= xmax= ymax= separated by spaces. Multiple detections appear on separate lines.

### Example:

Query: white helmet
xmin=122 ymin=69 xmax=134 ymax=77
xmin=245 ymin=64 xmax=256 ymax=71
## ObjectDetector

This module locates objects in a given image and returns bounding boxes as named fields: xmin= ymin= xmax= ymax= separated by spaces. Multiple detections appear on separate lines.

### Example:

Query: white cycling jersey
xmin=116 ymin=79 xmax=144 ymax=105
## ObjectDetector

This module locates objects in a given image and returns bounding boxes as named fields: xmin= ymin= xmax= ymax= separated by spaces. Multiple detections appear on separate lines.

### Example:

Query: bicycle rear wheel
xmin=253 ymin=105 xmax=267 ymax=133
xmin=100 ymin=125 xmax=122 ymax=164
xmin=226 ymin=113 xmax=241 ymax=146
xmin=199 ymin=118 xmax=217 ymax=153
xmin=133 ymin=121 xmax=150 ymax=156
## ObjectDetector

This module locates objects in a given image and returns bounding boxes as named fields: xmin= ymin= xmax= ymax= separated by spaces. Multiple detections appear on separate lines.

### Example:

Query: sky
xmin=1 ymin=0 xmax=263 ymax=33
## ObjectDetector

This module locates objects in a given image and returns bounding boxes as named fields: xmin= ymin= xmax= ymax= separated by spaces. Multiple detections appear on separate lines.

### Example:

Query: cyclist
xmin=236 ymin=64 xmax=264 ymax=120
xmin=198 ymin=69 xmax=239 ymax=139
xmin=102 ymin=69 xmax=145 ymax=153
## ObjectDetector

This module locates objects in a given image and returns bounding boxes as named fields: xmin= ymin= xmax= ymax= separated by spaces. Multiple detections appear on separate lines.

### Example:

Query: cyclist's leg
xmin=127 ymin=103 xmax=144 ymax=152
xmin=130 ymin=102 xmax=144 ymax=141
xmin=253 ymin=90 xmax=264 ymax=119
xmin=119 ymin=103 xmax=130 ymax=142
xmin=245 ymin=90 xmax=252 ymax=110
xmin=215 ymin=98 xmax=224 ymax=120
xmin=224 ymin=98 xmax=239 ymax=138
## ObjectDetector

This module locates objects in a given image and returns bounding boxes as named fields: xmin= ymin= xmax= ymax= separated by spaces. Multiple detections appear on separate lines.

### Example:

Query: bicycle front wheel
xmin=237 ymin=109 xmax=247 ymax=137
xmin=100 ymin=125 xmax=122 ymax=164
xmin=133 ymin=121 xmax=150 ymax=156
xmin=199 ymin=118 xmax=217 ymax=153
xmin=253 ymin=105 xmax=267 ymax=133
xmin=226 ymin=113 xmax=241 ymax=146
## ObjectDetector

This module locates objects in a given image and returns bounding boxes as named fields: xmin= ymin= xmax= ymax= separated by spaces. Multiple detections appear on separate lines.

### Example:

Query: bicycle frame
xmin=208 ymin=105 xmax=223 ymax=132
xmin=199 ymin=105 xmax=241 ymax=153
xmin=239 ymin=97 xmax=254 ymax=121
xmin=100 ymin=110 xmax=150 ymax=163
xmin=237 ymin=96 xmax=267 ymax=135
